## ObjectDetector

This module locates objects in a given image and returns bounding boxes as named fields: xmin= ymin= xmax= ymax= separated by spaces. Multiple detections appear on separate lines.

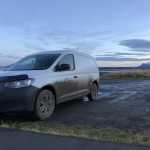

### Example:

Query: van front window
xmin=6 ymin=54 xmax=60 ymax=71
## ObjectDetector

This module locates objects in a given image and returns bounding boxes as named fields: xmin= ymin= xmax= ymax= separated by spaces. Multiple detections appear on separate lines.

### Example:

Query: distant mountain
xmin=139 ymin=63 xmax=150 ymax=69
xmin=99 ymin=67 xmax=136 ymax=70
xmin=99 ymin=67 xmax=139 ymax=72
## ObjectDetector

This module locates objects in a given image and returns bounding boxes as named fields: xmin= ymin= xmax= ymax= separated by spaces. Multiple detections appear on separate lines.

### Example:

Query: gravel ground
xmin=47 ymin=79 xmax=150 ymax=130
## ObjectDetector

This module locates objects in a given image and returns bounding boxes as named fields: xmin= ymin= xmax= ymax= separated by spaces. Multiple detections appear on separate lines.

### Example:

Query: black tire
xmin=88 ymin=83 xmax=98 ymax=101
xmin=33 ymin=89 xmax=55 ymax=120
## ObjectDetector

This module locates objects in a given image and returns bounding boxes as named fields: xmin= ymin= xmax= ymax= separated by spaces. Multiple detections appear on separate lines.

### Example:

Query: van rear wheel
xmin=34 ymin=89 xmax=55 ymax=120
xmin=88 ymin=83 xmax=98 ymax=101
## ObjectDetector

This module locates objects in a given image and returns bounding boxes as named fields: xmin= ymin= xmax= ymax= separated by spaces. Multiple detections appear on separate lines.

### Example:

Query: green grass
xmin=0 ymin=119 xmax=150 ymax=146
xmin=102 ymin=70 xmax=150 ymax=80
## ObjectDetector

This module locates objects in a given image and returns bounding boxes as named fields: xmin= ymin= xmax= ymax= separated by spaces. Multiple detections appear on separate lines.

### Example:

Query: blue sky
xmin=1 ymin=0 xmax=150 ymax=67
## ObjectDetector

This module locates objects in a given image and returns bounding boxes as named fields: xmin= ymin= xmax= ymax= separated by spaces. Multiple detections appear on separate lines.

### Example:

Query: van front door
xmin=54 ymin=54 xmax=78 ymax=102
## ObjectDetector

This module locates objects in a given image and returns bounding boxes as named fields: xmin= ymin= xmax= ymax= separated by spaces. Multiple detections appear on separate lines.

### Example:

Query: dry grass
xmin=0 ymin=119 xmax=150 ymax=145
xmin=101 ymin=70 xmax=150 ymax=80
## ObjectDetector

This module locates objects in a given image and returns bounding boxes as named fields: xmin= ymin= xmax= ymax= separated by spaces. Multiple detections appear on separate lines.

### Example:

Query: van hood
xmin=0 ymin=70 xmax=42 ymax=79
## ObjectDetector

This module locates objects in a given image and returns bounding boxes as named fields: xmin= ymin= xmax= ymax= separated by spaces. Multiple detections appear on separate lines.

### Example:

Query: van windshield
xmin=5 ymin=54 xmax=60 ymax=71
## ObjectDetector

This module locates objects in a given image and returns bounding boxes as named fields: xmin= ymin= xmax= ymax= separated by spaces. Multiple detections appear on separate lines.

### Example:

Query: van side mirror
xmin=55 ymin=64 xmax=71 ymax=71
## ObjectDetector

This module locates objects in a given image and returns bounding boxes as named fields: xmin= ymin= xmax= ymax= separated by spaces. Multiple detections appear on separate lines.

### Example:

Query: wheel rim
xmin=37 ymin=90 xmax=55 ymax=119
xmin=91 ymin=84 xmax=98 ymax=100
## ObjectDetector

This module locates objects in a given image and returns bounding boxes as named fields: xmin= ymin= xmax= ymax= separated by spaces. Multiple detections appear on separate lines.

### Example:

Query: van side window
xmin=56 ymin=54 xmax=75 ymax=71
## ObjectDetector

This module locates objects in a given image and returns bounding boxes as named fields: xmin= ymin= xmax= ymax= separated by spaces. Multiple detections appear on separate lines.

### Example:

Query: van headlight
xmin=4 ymin=79 xmax=33 ymax=88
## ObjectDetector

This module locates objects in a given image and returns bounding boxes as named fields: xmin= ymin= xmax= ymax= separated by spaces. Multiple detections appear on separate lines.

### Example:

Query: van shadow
xmin=0 ymin=98 xmax=86 ymax=123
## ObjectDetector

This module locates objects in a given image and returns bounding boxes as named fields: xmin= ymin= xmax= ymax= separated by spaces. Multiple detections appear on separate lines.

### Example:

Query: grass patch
xmin=0 ymin=119 xmax=150 ymax=145
xmin=102 ymin=70 xmax=150 ymax=80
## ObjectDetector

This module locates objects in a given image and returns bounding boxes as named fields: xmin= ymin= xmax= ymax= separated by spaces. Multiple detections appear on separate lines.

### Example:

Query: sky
xmin=1 ymin=0 xmax=150 ymax=67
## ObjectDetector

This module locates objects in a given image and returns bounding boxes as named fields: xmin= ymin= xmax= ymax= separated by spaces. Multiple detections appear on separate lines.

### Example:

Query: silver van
xmin=0 ymin=50 xmax=100 ymax=120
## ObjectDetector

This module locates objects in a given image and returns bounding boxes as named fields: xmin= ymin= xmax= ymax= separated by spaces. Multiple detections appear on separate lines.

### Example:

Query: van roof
xmin=34 ymin=50 xmax=94 ymax=59
xmin=35 ymin=50 xmax=74 ymax=55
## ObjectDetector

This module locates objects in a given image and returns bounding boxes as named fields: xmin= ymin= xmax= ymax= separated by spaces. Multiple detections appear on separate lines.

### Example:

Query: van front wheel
xmin=88 ymin=83 xmax=98 ymax=101
xmin=34 ymin=89 xmax=55 ymax=120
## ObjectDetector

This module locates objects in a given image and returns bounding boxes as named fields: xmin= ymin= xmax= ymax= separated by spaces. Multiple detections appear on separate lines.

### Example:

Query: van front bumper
xmin=0 ymin=86 xmax=39 ymax=112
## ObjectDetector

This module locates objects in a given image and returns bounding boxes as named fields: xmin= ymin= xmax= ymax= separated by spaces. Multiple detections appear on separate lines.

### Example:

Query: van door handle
xmin=74 ymin=75 xmax=78 ymax=78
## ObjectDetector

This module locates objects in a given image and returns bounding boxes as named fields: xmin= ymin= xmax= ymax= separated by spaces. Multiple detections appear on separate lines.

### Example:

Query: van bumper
xmin=0 ymin=86 xmax=39 ymax=112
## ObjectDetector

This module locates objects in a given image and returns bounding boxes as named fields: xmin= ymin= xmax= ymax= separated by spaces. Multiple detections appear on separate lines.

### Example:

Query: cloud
xmin=0 ymin=53 xmax=20 ymax=66
xmin=1 ymin=24 xmax=150 ymax=67
xmin=23 ymin=29 xmax=104 ymax=55
xmin=120 ymin=39 xmax=150 ymax=51
xmin=0 ymin=52 xmax=20 ymax=59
